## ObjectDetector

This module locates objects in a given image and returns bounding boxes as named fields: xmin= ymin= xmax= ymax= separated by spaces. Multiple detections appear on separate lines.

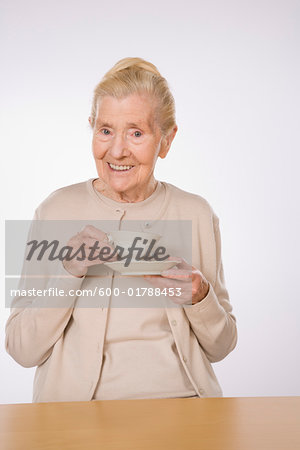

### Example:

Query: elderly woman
xmin=5 ymin=57 xmax=237 ymax=402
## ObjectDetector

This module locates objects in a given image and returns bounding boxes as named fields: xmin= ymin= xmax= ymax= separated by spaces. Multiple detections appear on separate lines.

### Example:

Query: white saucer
xmin=103 ymin=259 xmax=179 ymax=275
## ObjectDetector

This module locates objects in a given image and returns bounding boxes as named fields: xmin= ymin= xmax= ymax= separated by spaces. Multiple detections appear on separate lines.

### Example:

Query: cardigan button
xmin=171 ymin=320 xmax=177 ymax=326
xmin=182 ymin=356 xmax=187 ymax=363
xmin=199 ymin=388 xmax=205 ymax=395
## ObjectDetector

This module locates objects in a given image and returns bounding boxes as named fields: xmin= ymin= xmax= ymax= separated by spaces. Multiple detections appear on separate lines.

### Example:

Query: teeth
xmin=109 ymin=163 xmax=133 ymax=171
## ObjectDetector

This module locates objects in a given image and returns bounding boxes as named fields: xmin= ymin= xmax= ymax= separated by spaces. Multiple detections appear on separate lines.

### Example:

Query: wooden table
xmin=0 ymin=397 xmax=299 ymax=450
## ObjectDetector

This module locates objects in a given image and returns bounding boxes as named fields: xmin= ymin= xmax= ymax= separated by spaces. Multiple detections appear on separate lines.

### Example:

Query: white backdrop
xmin=1 ymin=0 xmax=299 ymax=404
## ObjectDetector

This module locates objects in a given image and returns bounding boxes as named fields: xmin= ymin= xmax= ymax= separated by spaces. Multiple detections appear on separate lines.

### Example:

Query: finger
xmin=160 ymin=268 xmax=192 ymax=280
xmin=143 ymin=276 xmax=192 ymax=303
xmin=82 ymin=236 xmax=113 ymax=249
xmin=79 ymin=238 xmax=116 ymax=259
xmin=175 ymin=257 xmax=194 ymax=270
xmin=83 ymin=257 xmax=116 ymax=267
xmin=144 ymin=275 xmax=190 ymax=291
xmin=69 ymin=236 xmax=118 ymax=262
xmin=168 ymin=256 xmax=196 ymax=272
xmin=144 ymin=275 xmax=177 ymax=288
xmin=80 ymin=225 xmax=109 ymax=242
xmin=166 ymin=256 xmax=182 ymax=263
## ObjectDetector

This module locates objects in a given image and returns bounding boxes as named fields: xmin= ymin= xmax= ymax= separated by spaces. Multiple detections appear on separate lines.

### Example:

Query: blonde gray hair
xmin=90 ymin=57 xmax=176 ymax=136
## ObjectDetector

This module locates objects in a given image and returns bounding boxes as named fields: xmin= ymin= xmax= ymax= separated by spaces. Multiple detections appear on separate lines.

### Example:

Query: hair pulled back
xmin=90 ymin=57 xmax=176 ymax=136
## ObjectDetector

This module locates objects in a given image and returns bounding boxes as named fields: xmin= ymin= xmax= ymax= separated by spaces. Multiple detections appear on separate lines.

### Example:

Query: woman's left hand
xmin=144 ymin=257 xmax=210 ymax=305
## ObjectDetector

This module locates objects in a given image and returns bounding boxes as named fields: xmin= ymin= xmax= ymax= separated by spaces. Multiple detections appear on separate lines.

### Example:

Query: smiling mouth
xmin=108 ymin=162 xmax=135 ymax=172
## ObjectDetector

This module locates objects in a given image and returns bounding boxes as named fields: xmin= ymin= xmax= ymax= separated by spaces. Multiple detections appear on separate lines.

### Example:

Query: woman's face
xmin=91 ymin=93 xmax=176 ymax=201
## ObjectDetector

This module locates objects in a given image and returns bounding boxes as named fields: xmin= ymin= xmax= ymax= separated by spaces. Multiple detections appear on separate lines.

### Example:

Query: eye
xmin=134 ymin=131 xmax=142 ymax=137
xmin=101 ymin=129 xmax=110 ymax=135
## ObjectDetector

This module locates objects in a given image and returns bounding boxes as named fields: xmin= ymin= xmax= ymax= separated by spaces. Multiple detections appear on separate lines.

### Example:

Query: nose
xmin=109 ymin=133 xmax=131 ymax=159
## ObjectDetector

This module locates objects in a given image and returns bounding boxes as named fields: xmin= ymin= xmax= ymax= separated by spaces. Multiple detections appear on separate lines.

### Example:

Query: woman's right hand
xmin=63 ymin=225 xmax=117 ymax=278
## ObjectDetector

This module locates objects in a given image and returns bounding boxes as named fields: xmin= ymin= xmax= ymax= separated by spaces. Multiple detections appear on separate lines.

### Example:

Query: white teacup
xmin=107 ymin=230 xmax=162 ymax=261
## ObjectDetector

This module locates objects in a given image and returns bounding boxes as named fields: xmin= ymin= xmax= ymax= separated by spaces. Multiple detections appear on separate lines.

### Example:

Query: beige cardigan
xmin=5 ymin=179 xmax=237 ymax=402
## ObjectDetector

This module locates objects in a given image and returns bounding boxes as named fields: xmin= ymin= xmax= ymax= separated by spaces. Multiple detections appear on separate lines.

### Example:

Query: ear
xmin=159 ymin=125 xmax=178 ymax=159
